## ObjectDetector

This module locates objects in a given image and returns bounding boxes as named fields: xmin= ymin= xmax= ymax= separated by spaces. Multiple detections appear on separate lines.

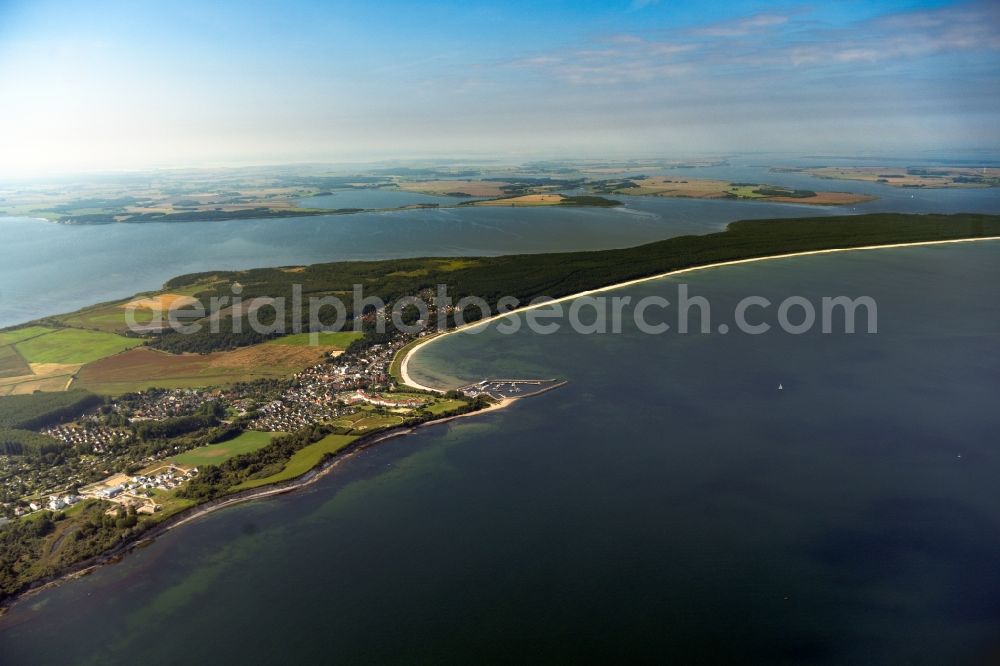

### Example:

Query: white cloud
xmin=692 ymin=13 xmax=790 ymax=37
xmin=510 ymin=2 xmax=1000 ymax=85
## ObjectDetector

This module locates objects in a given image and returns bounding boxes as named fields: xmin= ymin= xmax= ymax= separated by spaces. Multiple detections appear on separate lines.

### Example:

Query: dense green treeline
xmin=560 ymin=195 xmax=622 ymax=206
xmin=154 ymin=214 xmax=1000 ymax=354
xmin=153 ymin=326 xmax=279 ymax=354
xmin=0 ymin=390 xmax=103 ymax=431
xmin=0 ymin=501 xmax=145 ymax=599
xmin=750 ymin=187 xmax=817 ymax=198
xmin=0 ymin=430 xmax=62 ymax=456
xmin=178 ymin=425 xmax=339 ymax=500
xmin=134 ymin=414 xmax=219 ymax=441
xmin=179 ymin=394 xmax=489 ymax=500
xmin=0 ymin=391 xmax=105 ymax=456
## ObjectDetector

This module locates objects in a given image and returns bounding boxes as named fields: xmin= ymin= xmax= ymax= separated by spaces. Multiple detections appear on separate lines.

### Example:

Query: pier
xmin=457 ymin=378 xmax=567 ymax=400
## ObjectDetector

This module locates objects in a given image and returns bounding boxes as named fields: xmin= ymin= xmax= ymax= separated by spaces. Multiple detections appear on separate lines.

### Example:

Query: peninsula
xmin=0 ymin=160 xmax=885 ymax=225
xmin=591 ymin=176 xmax=876 ymax=205
xmin=772 ymin=166 xmax=1000 ymax=188
xmin=1 ymin=212 xmax=999 ymax=609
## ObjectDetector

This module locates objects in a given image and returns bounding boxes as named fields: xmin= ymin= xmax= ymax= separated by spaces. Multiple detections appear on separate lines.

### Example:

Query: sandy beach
xmin=399 ymin=235 xmax=1000 ymax=392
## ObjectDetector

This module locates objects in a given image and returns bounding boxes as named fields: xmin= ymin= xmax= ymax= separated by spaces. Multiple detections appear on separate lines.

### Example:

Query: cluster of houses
xmin=13 ymin=493 xmax=81 ymax=517
xmin=245 ymin=338 xmax=413 ymax=431
xmin=81 ymin=465 xmax=197 ymax=500
xmin=344 ymin=390 xmax=428 ymax=409
xmin=133 ymin=464 xmax=198 ymax=490
xmin=4 ymin=326 xmax=445 ymax=521
xmin=119 ymin=388 xmax=216 ymax=422
xmin=42 ymin=424 xmax=132 ymax=452
xmin=249 ymin=397 xmax=351 ymax=432
xmin=78 ymin=465 xmax=199 ymax=516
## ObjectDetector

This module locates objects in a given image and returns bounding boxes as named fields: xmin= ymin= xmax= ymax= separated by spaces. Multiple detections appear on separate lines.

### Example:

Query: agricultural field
xmin=0 ymin=370 xmax=78 ymax=396
xmin=0 ymin=327 xmax=55 ymax=347
xmin=58 ymin=306 xmax=156 ymax=332
xmin=74 ymin=344 xmax=330 ymax=394
xmin=0 ymin=171 xmax=332 ymax=225
xmin=234 ymin=434 xmax=358 ymax=490
xmin=603 ymin=176 xmax=875 ymax=205
xmin=0 ymin=326 xmax=142 ymax=395
xmin=774 ymin=166 xmax=1000 ymax=188
xmin=623 ymin=177 xmax=735 ymax=198
xmin=60 ymin=281 xmax=380 ymax=339
xmin=468 ymin=193 xmax=621 ymax=207
xmin=170 ymin=431 xmax=286 ymax=467
xmin=123 ymin=293 xmax=200 ymax=311
xmin=473 ymin=193 xmax=567 ymax=206
xmin=0 ymin=345 xmax=30 ymax=379
xmin=396 ymin=180 xmax=510 ymax=197
xmin=12 ymin=328 xmax=144 ymax=365
xmin=57 ymin=282 xmax=221 ymax=333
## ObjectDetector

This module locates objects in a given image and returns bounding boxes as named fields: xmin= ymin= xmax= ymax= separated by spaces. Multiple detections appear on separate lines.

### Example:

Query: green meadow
xmin=59 ymin=306 xmax=155 ymax=332
xmin=0 ymin=326 xmax=55 ymax=347
xmin=265 ymin=331 xmax=364 ymax=348
xmin=12 ymin=328 xmax=144 ymax=365
xmin=425 ymin=399 xmax=467 ymax=415
xmin=350 ymin=413 xmax=405 ymax=431
xmin=171 ymin=431 xmax=286 ymax=467
xmin=234 ymin=434 xmax=358 ymax=490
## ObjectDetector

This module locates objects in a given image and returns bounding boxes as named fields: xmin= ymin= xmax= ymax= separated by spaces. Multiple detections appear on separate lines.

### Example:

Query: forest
xmin=0 ymin=391 xmax=104 ymax=456
xmin=153 ymin=213 xmax=1000 ymax=354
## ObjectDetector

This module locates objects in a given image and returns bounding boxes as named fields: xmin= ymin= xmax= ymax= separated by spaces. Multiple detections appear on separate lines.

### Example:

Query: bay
xmin=2 ymin=241 xmax=998 ymax=664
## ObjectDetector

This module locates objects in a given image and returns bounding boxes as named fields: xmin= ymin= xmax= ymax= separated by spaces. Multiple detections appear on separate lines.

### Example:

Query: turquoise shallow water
xmin=2 ymin=241 xmax=998 ymax=664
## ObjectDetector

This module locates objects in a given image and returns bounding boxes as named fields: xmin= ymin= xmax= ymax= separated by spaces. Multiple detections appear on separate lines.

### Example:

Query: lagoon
xmin=4 ymin=159 xmax=1000 ymax=329
xmin=0 ymin=196 xmax=815 ymax=328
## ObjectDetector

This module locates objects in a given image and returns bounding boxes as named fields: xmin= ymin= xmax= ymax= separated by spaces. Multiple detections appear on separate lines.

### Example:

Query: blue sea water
xmin=1 ymin=241 xmax=998 ymax=664
xmin=0 ymin=161 xmax=998 ymax=663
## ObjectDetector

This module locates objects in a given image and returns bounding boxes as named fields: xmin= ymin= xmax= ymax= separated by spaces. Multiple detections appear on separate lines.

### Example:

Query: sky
xmin=0 ymin=0 xmax=998 ymax=173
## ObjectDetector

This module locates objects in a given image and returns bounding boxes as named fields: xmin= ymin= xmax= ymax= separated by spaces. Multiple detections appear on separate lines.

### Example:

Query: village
xmin=0 ymin=331 xmax=448 ymax=521
xmin=243 ymin=339 xmax=427 ymax=431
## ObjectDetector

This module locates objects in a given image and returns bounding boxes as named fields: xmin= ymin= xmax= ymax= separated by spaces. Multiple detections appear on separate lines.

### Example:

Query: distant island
xmin=0 ymin=159 xmax=889 ymax=225
xmin=5 ymin=160 xmax=999 ymax=226
xmin=772 ymin=166 xmax=1000 ymax=188
xmin=590 ymin=176 xmax=876 ymax=205
xmin=460 ymin=193 xmax=621 ymax=207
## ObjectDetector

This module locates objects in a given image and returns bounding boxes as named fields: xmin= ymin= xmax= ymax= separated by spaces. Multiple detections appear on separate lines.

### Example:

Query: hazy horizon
xmin=1 ymin=0 xmax=999 ymax=174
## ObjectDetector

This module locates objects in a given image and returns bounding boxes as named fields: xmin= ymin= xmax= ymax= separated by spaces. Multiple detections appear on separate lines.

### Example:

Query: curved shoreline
xmin=0 ymin=398 xmax=517 ymax=618
xmin=16 ymin=189 xmax=878 ymax=228
xmin=3 ymin=233 xmax=998 ymax=618
xmin=399 ymin=235 xmax=1000 ymax=392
